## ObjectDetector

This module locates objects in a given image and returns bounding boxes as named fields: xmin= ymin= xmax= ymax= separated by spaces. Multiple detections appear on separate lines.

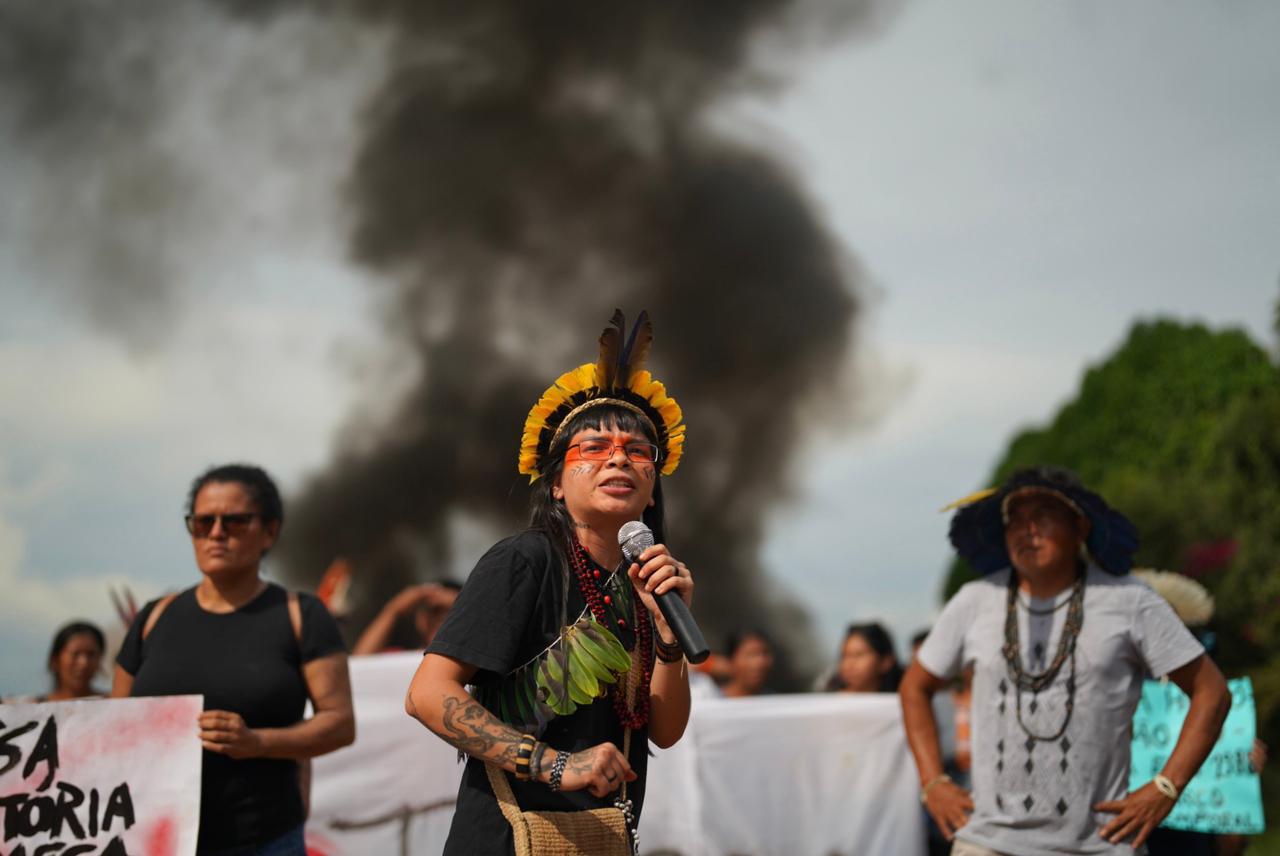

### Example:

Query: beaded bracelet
xmin=515 ymin=735 xmax=536 ymax=781
xmin=654 ymin=634 xmax=683 ymax=664
xmin=549 ymin=750 xmax=569 ymax=792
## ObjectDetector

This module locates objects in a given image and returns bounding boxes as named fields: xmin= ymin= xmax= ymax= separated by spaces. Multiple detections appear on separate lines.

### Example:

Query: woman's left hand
xmin=199 ymin=710 xmax=265 ymax=759
xmin=627 ymin=544 xmax=694 ymax=633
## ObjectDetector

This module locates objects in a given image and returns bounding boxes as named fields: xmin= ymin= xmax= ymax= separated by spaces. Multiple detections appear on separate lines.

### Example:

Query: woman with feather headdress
xmin=405 ymin=310 xmax=694 ymax=856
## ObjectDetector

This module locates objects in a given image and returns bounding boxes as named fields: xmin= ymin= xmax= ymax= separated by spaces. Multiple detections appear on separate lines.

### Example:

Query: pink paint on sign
xmin=145 ymin=815 xmax=177 ymax=856
xmin=60 ymin=696 xmax=198 ymax=771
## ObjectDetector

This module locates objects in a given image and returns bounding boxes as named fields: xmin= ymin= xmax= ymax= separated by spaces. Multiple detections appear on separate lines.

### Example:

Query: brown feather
xmin=622 ymin=310 xmax=653 ymax=380
xmin=596 ymin=309 xmax=625 ymax=389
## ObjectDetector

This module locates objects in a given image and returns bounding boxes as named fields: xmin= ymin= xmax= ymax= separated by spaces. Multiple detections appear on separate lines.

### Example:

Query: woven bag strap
xmin=485 ymin=762 xmax=534 ymax=856
xmin=619 ymin=655 xmax=641 ymax=802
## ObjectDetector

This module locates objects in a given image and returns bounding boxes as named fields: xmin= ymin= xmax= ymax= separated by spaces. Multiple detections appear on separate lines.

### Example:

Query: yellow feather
xmin=629 ymin=371 xmax=657 ymax=395
xmin=939 ymin=487 xmax=999 ymax=513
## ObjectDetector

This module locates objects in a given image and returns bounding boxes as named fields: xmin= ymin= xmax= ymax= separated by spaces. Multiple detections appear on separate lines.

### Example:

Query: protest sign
xmin=0 ymin=696 xmax=202 ymax=856
xmin=1129 ymin=677 xmax=1264 ymax=834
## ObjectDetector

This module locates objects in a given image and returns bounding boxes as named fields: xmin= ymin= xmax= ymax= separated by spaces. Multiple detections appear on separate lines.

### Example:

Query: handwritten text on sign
xmin=0 ymin=696 xmax=202 ymax=856
xmin=1129 ymin=677 xmax=1264 ymax=835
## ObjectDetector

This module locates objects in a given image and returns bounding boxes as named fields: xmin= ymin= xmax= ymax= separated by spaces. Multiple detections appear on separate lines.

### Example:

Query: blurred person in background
xmin=912 ymin=625 xmax=973 ymax=856
xmin=45 ymin=621 xmax=107 ymax=701
xmin=3 ymin=620 xmax=107 ymax=703
xmin=113 ymin=463 xmax=354 ymax=856
xmin=1134 ymin=569 xmax=1265 ymax=856
xmin=352 ymin=580 xmax=462 ymax=655
xmin=718 ymin=628 xmax=775 ymax=698
xmin=827 ymin=621 xmax=903 ymax=693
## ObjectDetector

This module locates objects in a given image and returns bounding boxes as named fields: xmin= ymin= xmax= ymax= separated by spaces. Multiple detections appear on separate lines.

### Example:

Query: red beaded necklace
xmin=569 ymin=537 xmax=653 ymax=730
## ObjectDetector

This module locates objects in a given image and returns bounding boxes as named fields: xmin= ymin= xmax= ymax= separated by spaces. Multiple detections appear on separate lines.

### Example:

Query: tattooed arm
xmin=406 ymin=652 xmax=635 ymax=795
xmin=405 ymin=653 xmax=525 ymax=771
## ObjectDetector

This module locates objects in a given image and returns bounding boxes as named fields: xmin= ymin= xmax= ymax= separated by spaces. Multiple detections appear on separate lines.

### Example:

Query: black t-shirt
xmin=426 ymin=530 xmax=651 ymax=856
xmin=117 ymin=584 xmax=346 ymax=850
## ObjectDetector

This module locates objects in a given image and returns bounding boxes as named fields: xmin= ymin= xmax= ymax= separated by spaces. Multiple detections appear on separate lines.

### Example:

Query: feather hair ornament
xmin=1131 ymin=568 xmax=1214 ymax=627
xmin=518 ymin=309 xmax=685 ymax=481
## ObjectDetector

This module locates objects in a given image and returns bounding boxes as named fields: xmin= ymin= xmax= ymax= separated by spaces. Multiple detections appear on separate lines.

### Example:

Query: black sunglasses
xmin=184 ymin=513 xmax=260 ymax=538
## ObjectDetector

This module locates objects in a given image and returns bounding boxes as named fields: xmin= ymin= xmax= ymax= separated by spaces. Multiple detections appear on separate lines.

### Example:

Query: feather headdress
xmin=518 ymin=309 xmax=686 ymax=481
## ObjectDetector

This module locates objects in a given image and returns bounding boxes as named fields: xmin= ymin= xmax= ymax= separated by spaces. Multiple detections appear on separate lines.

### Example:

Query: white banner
xmin=0 ymin=695 xmax=202 ymax=856
xmin=308 ymin=654 xmax=926 ymax=856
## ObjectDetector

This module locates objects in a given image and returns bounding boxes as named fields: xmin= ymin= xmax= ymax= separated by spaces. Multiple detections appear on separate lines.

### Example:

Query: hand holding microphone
xmin=618 ymin=521 xmax=710 ymax=664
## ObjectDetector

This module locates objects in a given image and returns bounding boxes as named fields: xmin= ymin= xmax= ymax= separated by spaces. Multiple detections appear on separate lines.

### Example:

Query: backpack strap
xmin=141 ymin=593 xmax=179 ymax=641
xmin=287 ymin=590 xmax=303 ymax=646
xmin=286 ymin=589 xmax=311 ymax=820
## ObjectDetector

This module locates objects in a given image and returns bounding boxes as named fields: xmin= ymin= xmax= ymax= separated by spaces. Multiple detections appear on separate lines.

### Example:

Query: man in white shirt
xmin=900 ymin=467 xmax=1230 ymax=855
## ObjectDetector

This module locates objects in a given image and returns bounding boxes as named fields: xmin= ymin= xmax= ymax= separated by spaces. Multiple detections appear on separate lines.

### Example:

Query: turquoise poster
xmin=1129 ymin=676 xmax=1264 ymax=834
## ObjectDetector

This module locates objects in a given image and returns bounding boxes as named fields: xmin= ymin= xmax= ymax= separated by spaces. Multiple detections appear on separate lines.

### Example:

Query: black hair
xmin=829 ymin=621 xmax=903 ymax=692
xmin=186 ymin=463 xmax=284 ymax=525
xmin=724 ymin=628 xmax=773 ymax=658
xmin=910 ymin=628 xmax=931 ymax=649
xmin=527 ymin=404 xmax=666 ymax=554
xmin=47 ymin=621 xmax=105 ymax=683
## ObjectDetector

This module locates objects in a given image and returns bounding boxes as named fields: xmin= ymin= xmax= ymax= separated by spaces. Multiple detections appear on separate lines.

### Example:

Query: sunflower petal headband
xmin=518 ymin=309 xmax=686 ymax=482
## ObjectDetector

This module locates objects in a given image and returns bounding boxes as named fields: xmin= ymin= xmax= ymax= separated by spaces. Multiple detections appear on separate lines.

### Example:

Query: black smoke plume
xmin=0 ymin=1 xmax=188 ymax=349
xmin=253 ymin=1 xmax=885 ymax=685
xmin=3 ymin=0 xmax=892 ymax=684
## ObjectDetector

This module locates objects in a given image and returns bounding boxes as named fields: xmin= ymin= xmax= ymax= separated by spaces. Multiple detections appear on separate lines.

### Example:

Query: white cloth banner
xmin=308 ymin=654 xmax=926 ymax=856
xmin=0 ymin=695 xmax=202 ymax=856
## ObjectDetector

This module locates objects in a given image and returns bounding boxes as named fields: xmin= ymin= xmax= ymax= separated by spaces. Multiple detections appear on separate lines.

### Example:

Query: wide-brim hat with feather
xmin=518 ymin=309 xmax=686 ymax=482
xmin=944 ymin=466 xmax=1139 ymax=575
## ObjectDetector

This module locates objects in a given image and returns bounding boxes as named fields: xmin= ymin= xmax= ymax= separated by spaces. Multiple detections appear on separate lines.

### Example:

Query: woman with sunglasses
xmin=113 ymin=464 xmax=354 ymax=856
xmin=406 ymin=311 xmax=694 ymax=855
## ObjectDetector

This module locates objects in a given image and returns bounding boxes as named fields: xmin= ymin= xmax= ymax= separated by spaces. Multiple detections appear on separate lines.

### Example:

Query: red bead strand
xmin=569 ymin=538 xmax=652 ymax=730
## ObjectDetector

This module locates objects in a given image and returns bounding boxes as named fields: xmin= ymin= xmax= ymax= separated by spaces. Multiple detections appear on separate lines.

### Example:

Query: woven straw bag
xmin=484 ymin=761 xmax=631 ymax=856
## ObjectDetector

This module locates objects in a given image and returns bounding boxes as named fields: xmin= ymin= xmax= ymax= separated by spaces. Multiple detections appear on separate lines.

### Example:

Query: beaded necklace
xmin=1001 ymin=568 xmax=1085 ymax=743
xmin=569 ymin=537 xmax=653 ymax=730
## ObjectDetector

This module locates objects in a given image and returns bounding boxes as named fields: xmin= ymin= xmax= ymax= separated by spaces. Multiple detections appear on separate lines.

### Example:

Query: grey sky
xmin=2 ymin=0 xmax=1277 ymax=693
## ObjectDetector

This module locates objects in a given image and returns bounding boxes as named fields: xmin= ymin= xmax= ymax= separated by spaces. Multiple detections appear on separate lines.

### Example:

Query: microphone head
xmin=617 ymin=520 xmax=654 ymax=563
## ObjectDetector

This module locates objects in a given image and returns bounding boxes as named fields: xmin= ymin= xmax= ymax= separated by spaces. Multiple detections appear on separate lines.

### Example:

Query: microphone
xmin=618 ymin=521 xmax=710 ymax=664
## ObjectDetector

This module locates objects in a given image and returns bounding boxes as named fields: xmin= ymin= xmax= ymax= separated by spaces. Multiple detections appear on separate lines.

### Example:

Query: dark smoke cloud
xmin=249 ymin=0 xmax=891 ymax=684
xmin=0 ymin=3 xmax=380 ymax=351
xmin=0 ymin=1 xmax=189 ymax=349
xmin=4 ymin=0 xmax=893 ymax=683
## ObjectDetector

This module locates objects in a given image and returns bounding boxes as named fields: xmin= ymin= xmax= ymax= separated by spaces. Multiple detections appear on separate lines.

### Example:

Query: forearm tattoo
xmin=437 ymin=694 xmax=522 ymax=766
